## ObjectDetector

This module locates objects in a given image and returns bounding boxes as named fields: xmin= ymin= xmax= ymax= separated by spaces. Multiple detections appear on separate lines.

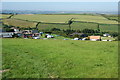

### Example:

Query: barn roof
xmin=89 ymin=36 xmax=101 ymax=39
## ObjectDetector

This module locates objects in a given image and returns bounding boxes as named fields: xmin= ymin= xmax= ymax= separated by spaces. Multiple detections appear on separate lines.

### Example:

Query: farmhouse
xmin=88 ymin=36 xmax=101 ymax=41
xmin=0 ymin=28 xmax=14 ymax=38
xmin=22 ymin=30 xmax=39 ymax=38
xmin=10 ymin=27 xmax=20 ymax=33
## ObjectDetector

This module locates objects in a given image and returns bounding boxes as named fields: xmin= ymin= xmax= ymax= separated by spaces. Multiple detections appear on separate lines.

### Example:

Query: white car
xmin=47 ymin=35 xmax=54 ymax=38
xmin=33 ymin=37 xmax=40 ymax=39
xmin=73 ymin=38 xmax=79 ymax=40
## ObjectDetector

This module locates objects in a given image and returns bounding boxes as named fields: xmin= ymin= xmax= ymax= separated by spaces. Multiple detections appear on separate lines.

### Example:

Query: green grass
xmin=99 ymin=24 xmax=118 ymax=32
xmin=2 ymin=14 xmax=118 ymax=32
xmin=108 ymin=16 xmax=118 ymax=21
xmin=37 ymin=23 xmax=69 ymax=30
xmin=0 ymin=14 xmax=11 ymax=19
xmin=3 ymin=19 xmax=37 ymax=28
xmin=71 ymin=22 xmax=118 ymax=32
xmin=12 ymin=14 xmax=118 ymax=24
xmin=102 ymin=15 xmax=118 ymax=21
xmin=2 ymin=39 xmax=118 ymax=78
xmin=101 ymin=37 xmax=115 ymax=40
xmin=71 ymin=22 xmax=98 ymax=30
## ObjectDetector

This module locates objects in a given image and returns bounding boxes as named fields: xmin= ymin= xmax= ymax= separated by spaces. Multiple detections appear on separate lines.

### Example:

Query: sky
xmin=2 ymin=2 xmax=118 ymax=11
xmin=1 ymin=0 xmax=119 ymax=2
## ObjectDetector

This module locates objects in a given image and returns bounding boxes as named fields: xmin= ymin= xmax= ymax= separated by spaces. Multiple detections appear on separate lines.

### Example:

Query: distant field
xmin=99 ymin=24 xmax=118 ymax=32
xmin=71 ymin=22 xmax=98 ymax=30
xmin=37 ymin=22 xmax=118 ymax=32
xmin=102 ymin=15 xmax=118 ymax=21
xmin=2 ymin=39 xmax=118 ymax=78
xmin=71 ymin=22 xmax=118 ymax=32
xmin=0 ymin=14 xmax=11 ymax=19
xmin=1 ymin=14 xmax=118 ymax=32
xmin=37 ymin=23 xmax=69 ymax=30
xmin=12 ymin=14 xmax=118 ymax=24
xmin=3 ymin=19 xmax=37 ymax=28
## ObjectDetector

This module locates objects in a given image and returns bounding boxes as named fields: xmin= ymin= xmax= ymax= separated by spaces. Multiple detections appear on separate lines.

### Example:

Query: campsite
xmin=0 ymin=2 xmax=119 ymax=78
xmin=1 ymin=13 xmax=118 ymax=78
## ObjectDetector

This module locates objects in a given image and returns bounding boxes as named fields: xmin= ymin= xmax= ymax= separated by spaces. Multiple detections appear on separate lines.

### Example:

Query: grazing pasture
xmin=102 ymin=15 xmax=118 ymax=21
xmin=99 ymin=24 xmax=118 ymax=32
xmin=37 ymin=23 xmax=69 ymax=31
xmin=71 ymin=22 xmax=98 ymax=30
xmin=37 ymin=22 xmax=118 ymax=32
xmin=12 ymin=14 xmax=118 ymax=24
xmin=2 ymin=39 xmax=118 ymax=78
xmin=0 ymin=14 xmax=11 ymax=19
xmin=3 ymin=19 xmax=37 ymax=28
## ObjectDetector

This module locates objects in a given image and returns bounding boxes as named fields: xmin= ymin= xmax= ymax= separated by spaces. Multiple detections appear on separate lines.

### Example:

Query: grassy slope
xmin=0 ymin=14 xmax=11 ymax=19
xmin=12 ymin=14 xmax=118 ymax=24
xmin=103 ymin=15 xmax=118 ymax=21
xmin=38 ymin=22 xmax=118 ymax=32
xmin=3 ymin=19 xmax=37 ymax=28
xmin=71 ymin=22 xmax=98 ymax=30
xmin=38 ymin=23 xmax=69 ymax=30
xmin=99 ymin=24 xmax=118 ymax=32
xmin=2 ymin=39 xmax=118 ymax=78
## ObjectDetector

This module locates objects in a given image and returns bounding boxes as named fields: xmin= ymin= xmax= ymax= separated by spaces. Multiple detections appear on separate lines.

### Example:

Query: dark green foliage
xmin=101 ymin=14 xmax=118 ymax=21
xmin=99 ymin=24 xmax=118 ymax=32
xmin=37 ymin=23 xmax=69 ymax=31
xmin=82 ymin=29 xmax=95 ymax=34
xmin=4 ymin=28 xmax=14 ymax=32
xmin=51 ymin=28 xmax=61 ymax=31
xmin=109 ymin=32 xmax=118 ymax=37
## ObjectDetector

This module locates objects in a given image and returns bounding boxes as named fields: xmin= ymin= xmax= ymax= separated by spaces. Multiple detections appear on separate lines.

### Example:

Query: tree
xmin=68 ymin=18 xmax=74 ymax=30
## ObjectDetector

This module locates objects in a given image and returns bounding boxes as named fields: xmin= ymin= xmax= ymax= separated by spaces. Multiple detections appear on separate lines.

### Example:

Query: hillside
xmin=2 ymin=39 xmax=118 ymax=78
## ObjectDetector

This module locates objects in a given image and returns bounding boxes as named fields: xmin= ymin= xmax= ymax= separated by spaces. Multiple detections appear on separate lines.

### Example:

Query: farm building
xmin=22 ymin=30 xmax=40 ymax=38
xmin=88 ymin=36 xmax=101 ymax=41
xmin=10 ymin=27 xmax=20 ymax=33
xmin=0 ymin=28 xmax=14 ymax=38
xmin=0 ymin=32 xmax=14 ymax=38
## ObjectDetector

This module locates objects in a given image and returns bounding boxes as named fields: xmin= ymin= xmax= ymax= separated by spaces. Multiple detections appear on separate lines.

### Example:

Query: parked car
xmin=33 ymin=37 xmax=40 ymax=39
xmin=73 ymin=38 xmax=79 ymax=40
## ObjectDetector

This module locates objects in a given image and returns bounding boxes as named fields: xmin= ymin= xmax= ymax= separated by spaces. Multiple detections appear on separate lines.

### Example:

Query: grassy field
xmin=1 ymin=14 xmax=118 ymax=32
xmin=3 ymin=19 xmax=37 ymax=28
xmin=37 ymin=22 xmax=97 ymax=31
xmin=0 ymin=14 xmax=11 ymax=19
xmin=2 ymin=39 xmax=118 ymax=78
xmin=12 ymin=14 xmax=118 ymax=24
xmin=71 ymin=22 xmax=98 ymax=30
xmin=102 ymin=15 xmax=118 ymax=21
xmin=37 ymin=22 xmax=118 ymax=32
xmin=99 ymin=24 xmax=118 ymax=32
xmin=37 ymin=23 xmax=69 ymax=31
